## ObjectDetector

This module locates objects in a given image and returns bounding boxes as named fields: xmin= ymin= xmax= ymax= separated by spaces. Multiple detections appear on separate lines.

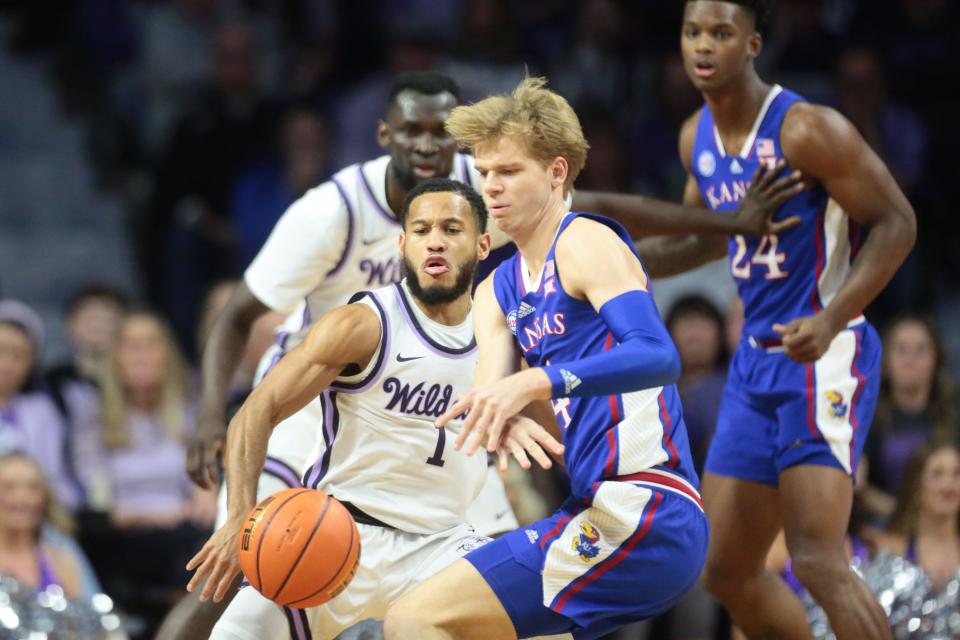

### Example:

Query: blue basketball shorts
xmin=465 ymin=475 xmax=708 ymax=639
xmin=704 ymin=321 xmax=881 ymax=486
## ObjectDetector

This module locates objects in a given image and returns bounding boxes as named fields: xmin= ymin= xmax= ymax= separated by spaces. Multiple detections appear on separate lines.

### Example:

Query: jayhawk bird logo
xmin=572 ymin=521 xmax=601 ymax=562
xmin=825 ymin=391 xmax=848 ymax=419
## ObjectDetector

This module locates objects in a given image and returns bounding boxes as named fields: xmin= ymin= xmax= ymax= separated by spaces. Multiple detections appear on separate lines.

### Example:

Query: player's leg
xmin=699 ymin=363 xmax=811 ymax=639
xmin=154 ymin=575 xmax=241 ymax=640
xmin=700 ymin=473 xmax=811 ymax=639
xmin=776 ymin=323 xmax=889 ymax=640
xmin=779 ymin=465 xmax=890 ymax=640
xmin=383 ymin=557 xmax=523 ymax=640
xmin=209 ymin=585 xmax=289 ymax=640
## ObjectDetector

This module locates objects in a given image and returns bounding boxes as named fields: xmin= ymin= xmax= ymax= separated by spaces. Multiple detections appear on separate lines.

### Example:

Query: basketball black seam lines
xmin=272 ymin=494 xmax=332 ymax=602
xmin=253 ymin=488 xmax=311 ymax=595
xmin=285 ymin=513 xmax=358 ymax=608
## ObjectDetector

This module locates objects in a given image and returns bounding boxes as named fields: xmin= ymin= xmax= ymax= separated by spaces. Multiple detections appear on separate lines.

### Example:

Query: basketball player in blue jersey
xmin=383 ymin=78 xmax=708 ymax=640
xmin=634 ymin=2 xmax=916 ymax=639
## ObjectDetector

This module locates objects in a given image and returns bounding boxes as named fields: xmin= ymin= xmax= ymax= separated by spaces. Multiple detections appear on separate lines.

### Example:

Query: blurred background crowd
xmin=0 ymin=0 xmax=958 ymax=638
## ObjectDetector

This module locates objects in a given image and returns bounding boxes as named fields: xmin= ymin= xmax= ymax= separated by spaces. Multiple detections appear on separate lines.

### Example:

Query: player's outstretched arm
xmin=634 ymin=113 xmax=732 ymax=277
xmin=189 ymin=282 xmax=270 ymax=489
xmin=773 ymin=104 xmax=916 ymax=362
xmin=436 ymin=276 xmax=564 ymax=465
xmin=186 ymin=303 xmax=381 ymax=603
xmin=537 ymin=218 xmax=681 ymax=397
xmin=574 ymin=157 xmax=801 ymax=240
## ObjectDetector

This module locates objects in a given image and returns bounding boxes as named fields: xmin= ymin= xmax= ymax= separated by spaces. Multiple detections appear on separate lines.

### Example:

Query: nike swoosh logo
xmin=361 ymin=237 xmax=380 ymax=246
xmin=396 ymin=354 xmax=424 ymax=362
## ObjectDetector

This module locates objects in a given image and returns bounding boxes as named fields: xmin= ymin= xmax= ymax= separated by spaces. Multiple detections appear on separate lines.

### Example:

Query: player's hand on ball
xmin=186 ymin=519 xmax=243 ymax=603
xmin=733 ymin=160 xmax=804 ymax=235
xmin=496 ymin=415 xmax=565 ymax=471
xmin=774 ymin=313 xmax=841 ymax=363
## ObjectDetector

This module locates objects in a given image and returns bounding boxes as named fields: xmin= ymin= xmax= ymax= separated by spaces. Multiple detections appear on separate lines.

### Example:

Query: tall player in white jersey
xmin=186 ymin=179 xmax=565 ymax=640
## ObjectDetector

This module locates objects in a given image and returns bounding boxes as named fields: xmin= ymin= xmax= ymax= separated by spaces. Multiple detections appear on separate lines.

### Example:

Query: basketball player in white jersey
xmin=186 ymin=179 xmax=565 ymax=640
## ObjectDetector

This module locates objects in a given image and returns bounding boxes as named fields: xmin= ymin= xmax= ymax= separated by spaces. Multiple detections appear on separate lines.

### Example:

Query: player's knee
xmin=789 ymin=547 xmax=850 ymax=596
xmin=700 ymin=559 xmax=749 ymax=603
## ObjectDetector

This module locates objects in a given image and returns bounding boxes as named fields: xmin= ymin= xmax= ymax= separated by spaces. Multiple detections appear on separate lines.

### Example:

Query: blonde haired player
xmin=384 ymin=78 xmax=708 ymax=639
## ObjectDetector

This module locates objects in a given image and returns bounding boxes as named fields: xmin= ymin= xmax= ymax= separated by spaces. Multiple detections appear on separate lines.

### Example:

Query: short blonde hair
xmin=445 ymin=77 xmax=588 ymax=192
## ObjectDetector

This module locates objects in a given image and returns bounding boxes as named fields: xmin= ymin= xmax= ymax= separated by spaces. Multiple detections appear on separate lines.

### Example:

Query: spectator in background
xmin=627 ymin=52 xmax=701 ymax=199
xmin=0 ymin=453 xmax=84 ymax=599
xmin=45 ymin=284 xmax=128 ymax=415
xmin=76 ymin=312 xmax=215 ymax=639
xmin=145 ymin=21 xmax=276 ymax=358
xmin=863 ymin=314 xmax=959 ymax=520
xmin=0 ymin=300 xmax=83 ymax=511
xmin=667 ymin=295 xmax=729 ymax=474
xmin=577 ymin=115 xmax=629 ymax=192
xmin=879 ymin=441 xmax=960 ymax=593
xmin=834 ymin=46 xmax=927 ymax=194
xmin=229 ymin=104 xmax=330 ymax=267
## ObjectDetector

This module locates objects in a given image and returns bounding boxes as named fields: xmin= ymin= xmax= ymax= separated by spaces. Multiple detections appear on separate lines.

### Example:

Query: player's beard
xmin=402 ymin=254 xmax=477 ymax=306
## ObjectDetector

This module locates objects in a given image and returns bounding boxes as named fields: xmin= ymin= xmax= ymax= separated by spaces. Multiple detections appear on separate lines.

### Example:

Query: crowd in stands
xmin=0 ymin=1 xmax=958 ymax=638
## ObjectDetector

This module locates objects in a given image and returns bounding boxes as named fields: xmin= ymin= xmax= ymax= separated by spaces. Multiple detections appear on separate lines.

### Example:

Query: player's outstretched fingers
xmin=497 ymin=448 xmax=510 ymax=472
xmin=769 ymin=215 xmax=803 ymax=233
xmin=464 ymin=404 xmax=495 ymax=455
xmin=509 ymin=440 xmax=532 ymax=470
xmin=185 ymin=545 xmax=213 ymax=593
xmin=484 ymin=409 xmax=509 ymax=453
xmin=518 ymin=433 xmax=552 ymax=470
xmin=211 ymin=558 xmax=239 ymax=603
xmin=526 ymin=422 xmax=565 ymax=457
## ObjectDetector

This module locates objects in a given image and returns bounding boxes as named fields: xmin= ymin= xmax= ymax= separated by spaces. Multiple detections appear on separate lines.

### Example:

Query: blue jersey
xmin=492 ymin=213 xmax=699 ymax=501
xmin=691 ymin=85 xmax=865 ymax=342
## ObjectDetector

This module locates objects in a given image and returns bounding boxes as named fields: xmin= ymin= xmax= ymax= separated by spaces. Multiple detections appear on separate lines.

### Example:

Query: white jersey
xmin=244 ymin=153 xmax=483 ymax=354
xmin=301 ymin=281 xmax=487 ymax=535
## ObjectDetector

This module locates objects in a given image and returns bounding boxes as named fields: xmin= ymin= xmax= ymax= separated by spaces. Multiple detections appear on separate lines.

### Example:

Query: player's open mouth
xmin=489 ymin=204 xmax=509 ymax=217
xmin=424 ymin=256 xmax=449 ymax=276
xmin=414 ymin=165 xmax=438 ymax=178
xmin=694 ymin=61 xmax=716 ymax=78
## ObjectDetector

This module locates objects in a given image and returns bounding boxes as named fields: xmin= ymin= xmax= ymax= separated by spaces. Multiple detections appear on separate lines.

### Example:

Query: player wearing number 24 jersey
xmin=637 ymin=2 xmax=916 ymax=639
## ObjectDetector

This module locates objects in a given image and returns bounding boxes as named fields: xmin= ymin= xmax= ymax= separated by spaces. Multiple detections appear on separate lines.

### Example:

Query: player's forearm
xmin=223 ymin=403 xmax=273 ymax=523
xmin=574 ymin=191 xmax=738 ymax=239
xmin=634 ymin=234 xmax=725 ymax=278
xmin=821 ymin=213 xmax=916 ymax=332
xmin=199 ymin=309 xmax=259 ymax=426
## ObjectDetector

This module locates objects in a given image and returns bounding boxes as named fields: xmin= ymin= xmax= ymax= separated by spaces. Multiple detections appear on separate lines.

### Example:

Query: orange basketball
xmin=237 ymin=488 xmax=361 ymax=608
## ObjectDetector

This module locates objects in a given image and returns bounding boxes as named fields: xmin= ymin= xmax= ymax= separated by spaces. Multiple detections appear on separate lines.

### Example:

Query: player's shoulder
xmin=558 ymin=215 xmax=624 ymax=252
xmin=305 ymin=298 xmax=382 ymax=351
xmin=781 ymin=102 xmax=857 ymax=153
xmin=678 ymin=107 xmax=705 ymax=170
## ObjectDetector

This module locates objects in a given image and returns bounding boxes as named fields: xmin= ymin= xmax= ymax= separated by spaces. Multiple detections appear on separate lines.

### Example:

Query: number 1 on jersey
xmin=426 ymin=427 xmax=446 ymax=467
xmin=731 ymin=234 xmax=789 ymax=280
